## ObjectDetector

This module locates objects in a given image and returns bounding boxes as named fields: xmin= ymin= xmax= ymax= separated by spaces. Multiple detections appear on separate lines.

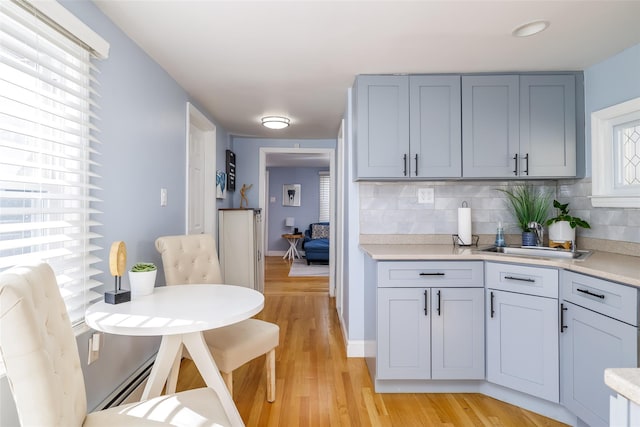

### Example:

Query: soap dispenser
xmin=495 ymin=222 xmax=506 ymax=247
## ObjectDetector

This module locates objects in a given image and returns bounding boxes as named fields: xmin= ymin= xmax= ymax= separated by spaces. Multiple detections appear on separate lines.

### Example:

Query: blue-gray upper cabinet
xmin=409 ymin=76 xmax=462 ymax=178
xmin=520 ymin=75 xmax=576 ymax=177
xmin=462 ymin=75 xmax=520 ymax=178
xmin=355 ymin=75 xmax=462 ymax=179
xmin=462 ymin=74 xmax=577 ymax=178
xmin=355 ymin=75 xmax=410 ymax=179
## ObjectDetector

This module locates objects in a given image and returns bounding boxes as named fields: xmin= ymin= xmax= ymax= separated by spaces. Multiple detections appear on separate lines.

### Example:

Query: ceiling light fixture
xmin=261 ymin=116 xmax=290 ymax=130
xmin=512 ymin=20 xmax=549 ymax=37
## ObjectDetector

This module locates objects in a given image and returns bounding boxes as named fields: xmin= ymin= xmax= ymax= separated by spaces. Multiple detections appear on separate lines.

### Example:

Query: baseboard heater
xmin=94 ymin=354 xmax=156 ymax=410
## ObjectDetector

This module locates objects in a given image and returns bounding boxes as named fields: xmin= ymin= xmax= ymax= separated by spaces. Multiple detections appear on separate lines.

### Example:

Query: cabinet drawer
xmin=378 ymin=261 xmax=484 ymax=288
xmin=561 ymin=271 xmax=639 ymax=326
xmin=486 ymin=262 xmax=558 ymax=298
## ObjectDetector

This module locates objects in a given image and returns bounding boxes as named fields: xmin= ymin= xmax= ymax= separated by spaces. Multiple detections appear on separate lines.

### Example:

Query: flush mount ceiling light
xmin=512 ymin=20 xmax=549 ymax=37
xmin=261 ymin=116 xmax=290 ymax=130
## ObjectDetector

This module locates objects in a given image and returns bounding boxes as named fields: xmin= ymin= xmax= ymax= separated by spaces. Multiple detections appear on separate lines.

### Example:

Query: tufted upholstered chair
xmin=155 ymin=234 xmax=279 ymax=402
xmin=0 ymin=262 xmax=232 ymax=427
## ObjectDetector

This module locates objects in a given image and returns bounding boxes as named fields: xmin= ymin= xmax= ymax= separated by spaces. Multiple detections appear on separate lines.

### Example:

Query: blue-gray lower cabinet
xmin=485 ymin=262 xmax=560 ymax=403
xmin=561 ymin=271 xmax=639 ymax=427
xmin=377 ymin=287 xmax=484 ymax=380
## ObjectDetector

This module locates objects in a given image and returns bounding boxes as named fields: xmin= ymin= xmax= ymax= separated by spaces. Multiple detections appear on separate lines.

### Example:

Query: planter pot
xmin=128 ymin=270 xmax=157 ymax=297
xmin=521 ymin=231 xmax=538 ymax=247
xmin=548 ymin=221 xmax=575 ymax=248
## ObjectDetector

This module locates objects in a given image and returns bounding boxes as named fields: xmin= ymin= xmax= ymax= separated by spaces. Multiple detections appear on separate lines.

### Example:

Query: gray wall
xmin=1 ymin=1 xmax=230 ymax=423
xmin=267 ymin=167 xmax=327 ymax=253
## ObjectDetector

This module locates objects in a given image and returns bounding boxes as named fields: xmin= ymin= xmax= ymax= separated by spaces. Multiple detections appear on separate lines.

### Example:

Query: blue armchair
xmin=302 ymin=222 xmax=330 ymax=265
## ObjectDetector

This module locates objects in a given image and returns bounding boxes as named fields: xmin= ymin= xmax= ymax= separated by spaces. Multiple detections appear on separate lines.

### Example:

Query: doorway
xmin=186 ymin=103 xmax=216 ymax=237
xmin=258 ymin=148 xmax=338 ymax=298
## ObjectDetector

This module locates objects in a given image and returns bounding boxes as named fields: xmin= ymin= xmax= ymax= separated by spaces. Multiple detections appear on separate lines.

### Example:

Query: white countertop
xmin=606 ymin=368 xmax=640 ymax=405
xmin=360 ymin=244 xmax=640 ymax=288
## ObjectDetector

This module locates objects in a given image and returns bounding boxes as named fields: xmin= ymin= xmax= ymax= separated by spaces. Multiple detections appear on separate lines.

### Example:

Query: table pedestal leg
xmin=183 ymin=332 xmax=244 ymax=427
xmin=142 ymin=335 xmax=183 ymax=400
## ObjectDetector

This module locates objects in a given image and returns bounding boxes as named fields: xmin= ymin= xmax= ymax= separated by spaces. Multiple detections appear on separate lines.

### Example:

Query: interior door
xmin=186 ymin=103 xmax=216 ymax=237
xmin=188 ymin=122 xmax=205 ymax=235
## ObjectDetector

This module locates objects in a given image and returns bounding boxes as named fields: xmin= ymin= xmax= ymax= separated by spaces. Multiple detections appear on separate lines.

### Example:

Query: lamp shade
xmin=285 ymin=217 xmax=295 ymax=227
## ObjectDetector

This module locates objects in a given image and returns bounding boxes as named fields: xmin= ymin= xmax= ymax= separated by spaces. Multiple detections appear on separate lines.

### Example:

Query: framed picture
xmin=282 ymin=184 xmax=301 ymax=206
xmin=216 ymin=171 xmax=226 ymax=199
xmin=226 ymin=149 xmax=236 ymax=191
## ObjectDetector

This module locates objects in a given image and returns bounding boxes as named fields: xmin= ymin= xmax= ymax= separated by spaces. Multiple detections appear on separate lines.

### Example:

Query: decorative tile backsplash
xmin=359 ymin=178 xmax=640 ymax=244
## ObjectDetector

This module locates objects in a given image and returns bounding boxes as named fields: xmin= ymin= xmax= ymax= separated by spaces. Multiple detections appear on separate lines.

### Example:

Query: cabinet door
xmin=561 ymin=301 xmax=638 ymax=427
xmin=377 ymin=288 xmax=431 ymax=379
xmin=409 ymin=75 xmax=462 ymax=178
xmin=520 ymin=75 xmax=576 ymax=177
xmin=356 ymin=75 xmax=409 ymax=178
xmin=431 ymin=288 xmax=484 ymax=379
xmin=219 ymin=210 xmax=256 ymax=288
xmin=462 ymin=75 xmax=519 ymax=177
xmin=487 ymin=289 xmax=559 ymax=403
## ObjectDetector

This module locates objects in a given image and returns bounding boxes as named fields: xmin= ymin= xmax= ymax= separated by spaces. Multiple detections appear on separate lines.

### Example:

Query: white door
xmin=186 ymin=103 xmax=216 ymax=237
xmin=188 ymin=123 xmax=205 ymax=235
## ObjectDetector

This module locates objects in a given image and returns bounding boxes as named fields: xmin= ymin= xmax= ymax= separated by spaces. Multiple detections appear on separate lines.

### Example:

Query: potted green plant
xmin=498 ymin=185 xmax=551 ymax=246
xmin=546 ymin=200 xmax=591 ymax=247
xmin=128 ymin=262 xmax=157 ymax=297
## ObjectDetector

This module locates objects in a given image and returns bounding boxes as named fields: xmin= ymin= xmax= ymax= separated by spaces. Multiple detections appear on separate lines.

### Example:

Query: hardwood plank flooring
xmin=176 ymin=256 xmax=567 ymax=426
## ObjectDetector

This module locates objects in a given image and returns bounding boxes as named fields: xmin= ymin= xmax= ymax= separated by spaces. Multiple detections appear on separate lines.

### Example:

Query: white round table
xmin=86 ymin=284 xmax=263 ymax=427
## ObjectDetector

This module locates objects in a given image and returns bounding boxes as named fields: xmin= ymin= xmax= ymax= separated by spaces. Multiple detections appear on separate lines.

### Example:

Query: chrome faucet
xmin=528 ymin=222 xmax=544 ymax=247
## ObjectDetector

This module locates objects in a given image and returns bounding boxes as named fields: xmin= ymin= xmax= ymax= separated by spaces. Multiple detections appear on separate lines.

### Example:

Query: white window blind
xmin=0 ymin=0 xmax=103 ymax=325
xmin=319 ymin=171 xmax=330 ymax=222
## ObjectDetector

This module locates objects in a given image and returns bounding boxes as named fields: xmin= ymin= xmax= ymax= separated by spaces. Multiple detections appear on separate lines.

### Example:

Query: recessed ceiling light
xmin=261 ymin=116 xmax=290 ymax=130
xmin=512 ymin=20 xmax=549 ymax=38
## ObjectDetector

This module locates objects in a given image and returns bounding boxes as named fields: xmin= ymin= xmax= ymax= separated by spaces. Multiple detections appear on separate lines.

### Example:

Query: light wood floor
xmin=176 ymin=256 xmax=568 ymax=426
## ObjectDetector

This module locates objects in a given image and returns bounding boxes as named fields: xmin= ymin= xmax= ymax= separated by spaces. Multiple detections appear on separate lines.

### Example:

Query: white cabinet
xmin=561 ymin=271 xmax=639 ymax=427
xmin=218 ymin=209 xmax=264 ymax=292
xmin=462 ymin=74 xmax=576 ymax=178
xmin=485 ymin=262 xmax=559 ymax=403
xmin=376 ymin=261 xmax=485 ymax=380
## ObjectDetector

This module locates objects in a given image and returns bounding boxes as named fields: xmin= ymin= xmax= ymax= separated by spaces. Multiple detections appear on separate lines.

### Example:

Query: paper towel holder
xmin=452 ymin=234 xmax=479 ymax=247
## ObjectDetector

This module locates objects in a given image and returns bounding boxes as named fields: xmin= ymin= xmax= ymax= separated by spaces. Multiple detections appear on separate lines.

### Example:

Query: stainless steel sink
xmin=479 ymin=245 xmax=593 ymax=260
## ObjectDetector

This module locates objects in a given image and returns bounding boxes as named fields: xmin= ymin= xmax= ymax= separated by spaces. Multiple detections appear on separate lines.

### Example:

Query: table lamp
xmin=285 ymin=217 xmax=295 ymax=233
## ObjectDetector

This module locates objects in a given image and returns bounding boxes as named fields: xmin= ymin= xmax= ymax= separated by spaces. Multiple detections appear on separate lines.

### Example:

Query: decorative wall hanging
xmin=282 ymin=184 xmax=301 ymax=207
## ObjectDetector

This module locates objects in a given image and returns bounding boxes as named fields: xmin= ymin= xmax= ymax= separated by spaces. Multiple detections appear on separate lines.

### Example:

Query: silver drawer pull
xmin=577 ymin=288 xmax=605 ymax=299
xmin=504 ymin=275 xmax=535 ymax=283
xmin=420 ymin=272 xmax=445 ymax=276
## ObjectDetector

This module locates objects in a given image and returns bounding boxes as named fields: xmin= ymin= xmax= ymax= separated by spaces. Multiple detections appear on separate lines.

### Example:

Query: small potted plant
xmin=546 ymin=200 xmax=591 ymax=248
xmin=499 ymin=185 xmax=551 ymax=246
xmin=128 ymin=262 xmax=157 ymax=297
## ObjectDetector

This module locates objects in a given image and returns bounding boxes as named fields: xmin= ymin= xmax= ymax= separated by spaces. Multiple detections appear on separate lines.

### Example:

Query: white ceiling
xmin=94 ymin=0 xmax=640 ymax=140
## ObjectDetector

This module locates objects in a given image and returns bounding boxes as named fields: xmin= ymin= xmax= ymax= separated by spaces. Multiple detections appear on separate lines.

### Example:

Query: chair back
xmin=0 ymin=262 xmax=87 ymax=426
xmin=155 ymin=234 xmax=223 ymax=285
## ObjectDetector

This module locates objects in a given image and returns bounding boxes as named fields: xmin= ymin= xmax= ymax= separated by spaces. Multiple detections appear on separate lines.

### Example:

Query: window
xmin=1 ymin=1 xmax=108 ymax=325
xmin=591 ymin=96 xmax=640 ymax=208
xmin=318 ymin=171 xmax=330 ymax=222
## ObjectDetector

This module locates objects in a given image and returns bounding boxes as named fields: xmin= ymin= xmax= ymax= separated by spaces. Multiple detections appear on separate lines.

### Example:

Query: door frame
xmin=185 ymin=102 xmax=217 ymax=238
xmin=258 ymin=147 xmax=337 ymax=296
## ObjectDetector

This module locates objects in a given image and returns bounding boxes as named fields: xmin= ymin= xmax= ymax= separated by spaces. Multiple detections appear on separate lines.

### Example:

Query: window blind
xmin=319 ymin=171 xmax=330 ymax=222
xmin=0 ymin=1 xmax=102 ymax=325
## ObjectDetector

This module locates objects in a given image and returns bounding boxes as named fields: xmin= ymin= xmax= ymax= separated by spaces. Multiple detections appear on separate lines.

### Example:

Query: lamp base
xmin=105 ymin=290 xmax=131 ymax=304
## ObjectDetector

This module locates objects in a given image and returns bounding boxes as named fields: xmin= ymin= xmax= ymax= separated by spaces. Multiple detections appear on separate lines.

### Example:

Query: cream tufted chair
xmin=155 ymin=234 xmax=279 ymax=402
xmin=0 ymin=262 xmax=232 ymax=427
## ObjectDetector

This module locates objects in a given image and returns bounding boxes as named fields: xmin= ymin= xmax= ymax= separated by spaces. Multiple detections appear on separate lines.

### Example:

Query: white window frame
xmin=591 ymin=96 xmax=640 ymax=208
xmin=318 ymin=171 xmax=330 ymax=222
xmin=0 ymin=0 xmax=109 ymax=326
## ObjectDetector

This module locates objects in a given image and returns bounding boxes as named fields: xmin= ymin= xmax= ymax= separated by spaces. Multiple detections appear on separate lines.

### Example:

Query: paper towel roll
xmin=458 ymin=207 xmax=472 ymax=245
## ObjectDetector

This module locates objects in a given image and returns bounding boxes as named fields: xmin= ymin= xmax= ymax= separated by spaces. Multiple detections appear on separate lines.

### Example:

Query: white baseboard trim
xmin=267 ymin=250 xmax=306 ymax=257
